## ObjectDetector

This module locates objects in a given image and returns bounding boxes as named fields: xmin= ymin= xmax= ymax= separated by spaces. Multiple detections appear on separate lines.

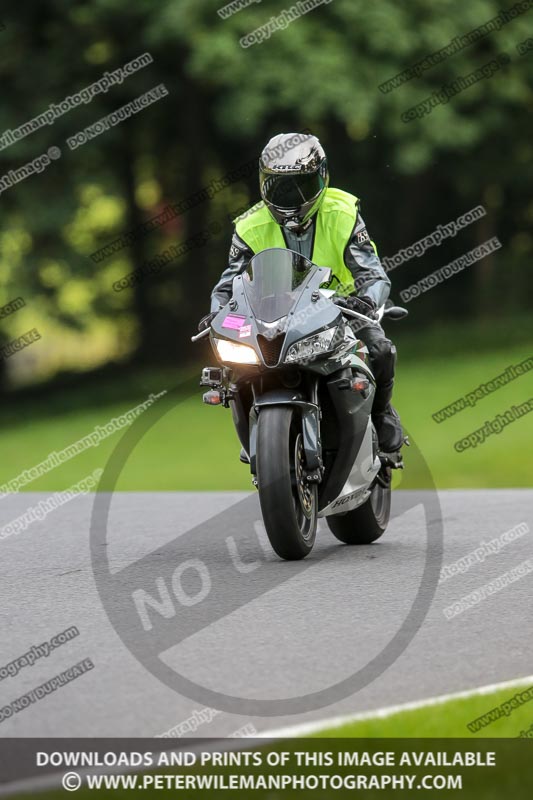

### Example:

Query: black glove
xmin=335 ymin=295 xmax=377 ymax=319
xmin=197 ymin=311 xmax=217 ymax=332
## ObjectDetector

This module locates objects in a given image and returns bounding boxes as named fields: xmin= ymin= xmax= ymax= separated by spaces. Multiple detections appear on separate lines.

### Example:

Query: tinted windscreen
xmin=262 ymin=172 xmax=325 ymax=208
xmin=243 ymin=249 xmax=316 ymax=323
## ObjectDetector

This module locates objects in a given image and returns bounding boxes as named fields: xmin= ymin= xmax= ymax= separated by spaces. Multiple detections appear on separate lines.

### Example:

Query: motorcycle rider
xmin=199 ymin=133 xmax=404 ymax=457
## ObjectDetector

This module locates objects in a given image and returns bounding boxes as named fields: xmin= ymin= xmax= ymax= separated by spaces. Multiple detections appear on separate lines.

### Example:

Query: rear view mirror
xmin=383 ymin=306 xmax=409 ymax=320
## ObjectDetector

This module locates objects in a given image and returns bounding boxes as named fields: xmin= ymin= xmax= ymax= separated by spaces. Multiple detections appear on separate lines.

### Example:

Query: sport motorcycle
xmin=192 ymin=247 xmax=407 ymax=560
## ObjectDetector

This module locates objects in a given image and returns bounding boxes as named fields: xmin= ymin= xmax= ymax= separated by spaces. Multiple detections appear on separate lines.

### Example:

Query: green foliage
xmin=0 ymin=0 xmax=531 ymax=387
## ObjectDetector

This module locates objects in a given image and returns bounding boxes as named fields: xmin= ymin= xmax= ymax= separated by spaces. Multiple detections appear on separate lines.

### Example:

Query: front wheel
xmin=256 ymin=407 xmax=317 ymax=560
xmin=326 ymin=470 xmax=391 ymax=545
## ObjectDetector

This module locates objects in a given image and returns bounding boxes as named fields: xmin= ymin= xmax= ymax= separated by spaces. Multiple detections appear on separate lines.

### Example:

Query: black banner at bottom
xmin=0 ymin=738 xmax=531 ymax=798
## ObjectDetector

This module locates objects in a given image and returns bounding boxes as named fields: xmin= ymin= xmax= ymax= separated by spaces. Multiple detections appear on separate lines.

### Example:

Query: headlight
xmin=214 ymin=338 xmax=259 ymax=364
xmin=285 ymin=327 xmax=338 ymax=364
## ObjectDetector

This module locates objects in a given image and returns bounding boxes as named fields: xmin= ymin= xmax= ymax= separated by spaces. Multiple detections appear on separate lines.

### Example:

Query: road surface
xmin=0 ymin=489 xmax=531 ymax=740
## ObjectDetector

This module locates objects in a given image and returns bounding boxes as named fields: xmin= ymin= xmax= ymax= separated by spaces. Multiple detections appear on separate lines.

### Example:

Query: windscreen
xmin=243 ymin=248 xmax=316 ymax=323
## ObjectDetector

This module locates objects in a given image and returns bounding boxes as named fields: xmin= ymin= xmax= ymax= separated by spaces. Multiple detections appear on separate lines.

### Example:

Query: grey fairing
xmin=318 ymin=371 xmax=374 ymax=511
xmin=214 ymin=265 xmax=343 ymax=371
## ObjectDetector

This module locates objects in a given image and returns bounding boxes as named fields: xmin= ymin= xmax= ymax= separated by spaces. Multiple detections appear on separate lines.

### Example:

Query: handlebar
xmin=338 ymin=304 xmax=408 ymax=325
xmin=191 ymin=328 xmax=211 ymax=343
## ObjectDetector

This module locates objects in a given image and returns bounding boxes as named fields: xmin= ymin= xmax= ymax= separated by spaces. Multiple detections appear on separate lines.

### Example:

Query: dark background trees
xmin=0 ymin=0 xmax=531 ymax=391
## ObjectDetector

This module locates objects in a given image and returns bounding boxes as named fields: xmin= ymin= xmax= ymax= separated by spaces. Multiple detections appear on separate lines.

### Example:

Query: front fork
xmin=247 ymin=389 xmax=324 ymax=484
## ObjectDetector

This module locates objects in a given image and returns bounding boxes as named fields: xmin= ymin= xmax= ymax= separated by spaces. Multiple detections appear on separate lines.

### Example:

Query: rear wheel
xmin=326 ymin=469 xmax=391 ymax=545
xmin=256 ymin=407 xmax=317 ymax=560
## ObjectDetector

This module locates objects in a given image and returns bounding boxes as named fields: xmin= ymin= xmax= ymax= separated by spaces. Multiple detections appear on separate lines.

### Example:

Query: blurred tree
xmin=0 ymin=0 xmax=531 ymax=388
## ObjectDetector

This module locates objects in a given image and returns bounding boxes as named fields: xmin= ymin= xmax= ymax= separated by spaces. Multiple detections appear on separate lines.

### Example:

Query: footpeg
xmin=379 ymin=451 xmax=404 ymax=469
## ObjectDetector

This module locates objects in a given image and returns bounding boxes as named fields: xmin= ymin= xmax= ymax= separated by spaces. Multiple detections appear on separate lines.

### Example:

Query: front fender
xmin=249 ymin=390 xmax=322 ymax=474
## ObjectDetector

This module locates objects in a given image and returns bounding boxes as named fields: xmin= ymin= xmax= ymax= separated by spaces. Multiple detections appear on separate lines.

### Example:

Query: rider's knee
xmin=368 ymin=338 xmax=396 ymax=366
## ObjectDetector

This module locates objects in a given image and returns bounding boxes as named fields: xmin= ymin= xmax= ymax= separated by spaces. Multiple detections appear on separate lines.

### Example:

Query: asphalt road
xmin=0 ymin=489 xmax=532 ymax=740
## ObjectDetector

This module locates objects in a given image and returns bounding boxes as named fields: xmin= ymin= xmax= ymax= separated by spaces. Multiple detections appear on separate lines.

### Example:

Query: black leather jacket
xmin=210 ymin=206 xmax=390 ymax=313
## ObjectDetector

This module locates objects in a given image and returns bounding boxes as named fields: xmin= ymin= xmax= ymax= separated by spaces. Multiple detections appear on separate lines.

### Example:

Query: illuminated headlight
xmin=285 ymin=327 xmax=338 ymax=364
xmin=214 ymin=338 xmax=259 ymax=364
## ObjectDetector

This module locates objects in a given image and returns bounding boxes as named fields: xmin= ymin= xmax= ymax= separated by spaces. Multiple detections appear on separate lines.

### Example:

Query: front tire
xmin=256 ymin=407 xmax=317 ymax=560
xmin=326 ymin=470 xmax=391 ymax=545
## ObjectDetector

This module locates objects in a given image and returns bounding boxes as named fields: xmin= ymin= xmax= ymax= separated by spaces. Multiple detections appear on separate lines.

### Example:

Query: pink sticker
xmin=239 ymin=325 xmax=252 ymax=338
xmin=222 ymin=314 xmax=247 ymax=330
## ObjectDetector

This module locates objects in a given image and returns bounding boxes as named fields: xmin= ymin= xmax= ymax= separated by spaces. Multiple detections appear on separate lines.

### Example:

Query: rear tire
xmin=256 ymin=407 xmax=317 ymax=560
xmin=326 ymin=470 xmax=391 ymax=545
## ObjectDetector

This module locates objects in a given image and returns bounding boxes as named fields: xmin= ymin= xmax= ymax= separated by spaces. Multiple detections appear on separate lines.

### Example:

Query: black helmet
xmin=259 ymin=133 xmax=329 ymax=233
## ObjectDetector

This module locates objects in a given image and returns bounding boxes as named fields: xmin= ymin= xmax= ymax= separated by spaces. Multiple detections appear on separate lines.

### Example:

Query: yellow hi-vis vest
xmin=234 ymin=187 xmax=362 ymax=296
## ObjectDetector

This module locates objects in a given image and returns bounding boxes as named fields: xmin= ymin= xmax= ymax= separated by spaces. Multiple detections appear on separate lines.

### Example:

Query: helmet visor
xmin=262 ymin=172 xmax=325 ymax=210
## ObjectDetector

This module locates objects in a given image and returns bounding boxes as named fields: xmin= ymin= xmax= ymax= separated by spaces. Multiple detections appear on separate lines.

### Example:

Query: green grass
xmin=395 ymin=342 xmax=533 ymax=489
xmin=0 ymin=320 xmax=531 ymax=492
xmin=316 ymin=684 xmax=533 ymax=738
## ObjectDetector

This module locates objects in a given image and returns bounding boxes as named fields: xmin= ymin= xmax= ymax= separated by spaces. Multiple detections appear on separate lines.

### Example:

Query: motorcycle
xmin=192 ymin=247 xmax=407 ymax=560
